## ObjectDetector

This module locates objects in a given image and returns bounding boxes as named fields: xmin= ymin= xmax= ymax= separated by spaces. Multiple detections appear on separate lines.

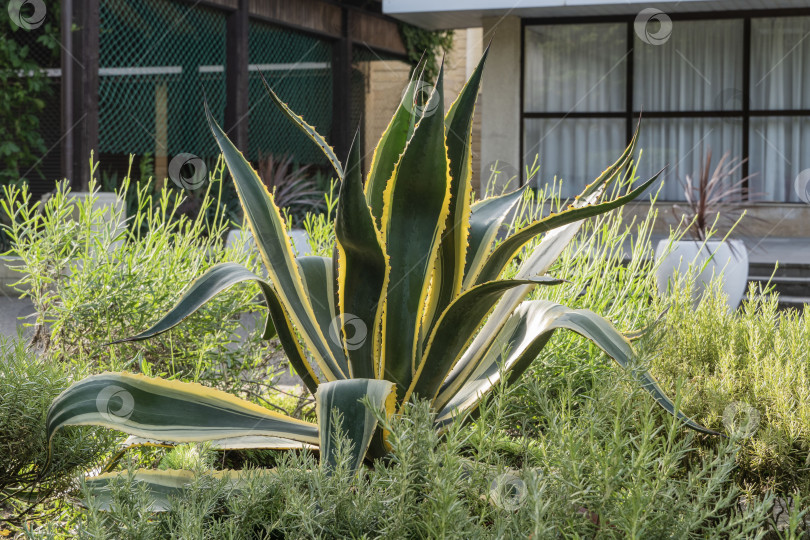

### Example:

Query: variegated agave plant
xmin=46 ymin=51 xmax=714 ymax=506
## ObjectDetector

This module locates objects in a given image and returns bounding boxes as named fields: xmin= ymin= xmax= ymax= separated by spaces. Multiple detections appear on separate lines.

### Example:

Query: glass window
xmin=524 ymin=118 xmax=625 ymax=198
xmin=633 ymin=19 xmax=743 ymax=111
xmin=638 ymin=118 xmax=743 ymax=201
xmin=750 ymin=117 xmax=810 ymax=202
xmin=524 ymin=23 xmax=627 ymax=113
xmin=751 ymin=17 xmax=810 ymax=110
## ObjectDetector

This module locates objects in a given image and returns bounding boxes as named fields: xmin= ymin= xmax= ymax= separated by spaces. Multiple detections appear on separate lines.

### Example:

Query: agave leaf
xmin=85 ymin=469 xmax=255 ymax=512
xmin=316 ymin=379 xmax=396 ymax=473
xmin=435 ymin=300 xmax=717 ymax=436
xmin=473 ymin=173 xmax=659 ymax=286
xmin=364 ymin=66 xmax=423 ymax=227
xmin=379 ymin=62 xmax=452 ymax=398
xmin=46 ymin=372 xmax=320 ymax=464
xmin=206 ymin=103 xmax=346 ymax=382
xmin=297 ymin=256 xmax=346 ymax=372
xmin=111 ymin=262 xmax=277 ymax=343
xmin=440 ymin=137 xmax=641 ymax=403
xmin=258 ymin=72 xmax=343 ymax=179
xmin=113 ymin=262 xmax=318 ymax=392
xmin=426 ymin=47 xmax=490 ymax=333
xmin=406 ymin=276 xmax=564 ymax=405
xmin=462 ymin=185 xmax=528 ymax=289
xmin=335 ymin=139 xmax=389 ymax=379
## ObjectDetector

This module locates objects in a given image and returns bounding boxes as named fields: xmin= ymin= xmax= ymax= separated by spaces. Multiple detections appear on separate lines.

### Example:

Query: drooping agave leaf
xmin=47 ymin=373 xmax=320 ymax=463
xmin=205 ymin=103 xmax=345 ymax=382
xmin=380 ymin=63 xmax=452 ymax=398
xmin=441 ymin=136 xmax=641 ymax=402
xmin=112 ymin=261 xmax=318 ymax=392
xmin=426 ymin=47 xmax=490 ymax=332
xmin=316 ymin=379 xmax=396 ymax=473
xmin=111 ymin=262 xmax=277 ymax=343
xmin=258 ymin=72 xmax=343 ymax=179
xmin=297 ymin=256 xmax=346 ymax=371
xmin=102 ymin=435 xmax=314 ymax=474
xmin=405 ymin=276 xmax=564 ymax=404
xmin=434 ymin=300 xmax=717 ymax=436
xmin=85 ymin=469 xmax=254 ymax=512
xmin=473 ymin=173 xmax=659 ymax=286
xmin=364 ymin=65 xmax=423 ymax=227
xmin=462 ymin=185 xmax=528 ymax=289
xmin=335 ymin=139 xmax=389 ymax=379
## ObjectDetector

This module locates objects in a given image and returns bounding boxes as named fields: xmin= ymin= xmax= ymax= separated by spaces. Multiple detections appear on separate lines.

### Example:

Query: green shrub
xmin=0 ymin=335 xmax=115 ymax=522
xmin=1 ymin=160 xmax=285 ymax=392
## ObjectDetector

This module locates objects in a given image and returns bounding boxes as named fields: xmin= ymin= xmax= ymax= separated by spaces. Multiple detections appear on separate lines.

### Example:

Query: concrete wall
xmin=480 ymin=15 xmax=521 ymax=195
xmin=623 ymin=201 xmax=810 ymax=239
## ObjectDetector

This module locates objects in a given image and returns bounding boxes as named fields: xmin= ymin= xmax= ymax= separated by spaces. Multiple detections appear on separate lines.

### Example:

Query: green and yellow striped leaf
xmin=259 ymin=72 xmax=343 ymax=179
xmin=462 ymin=186 xmax=528 ymax=289
xmin=427 ymin=47 xmax=490 ymax=332
xmin=47 ymin=373 xmax=320 ymax=462
xmin=364 ymin=67 xmax=423 ymax=227
xmin=473 ymin=173 xmax=659 ymax=286
xmin=335 ymin=140 xmax=389 ymax=379
xmin=206 ymin=103 xmax=345 ymax=382
xmin=406 ymin=276 xmax=564 ymax=405
xmin=434 ymin=301 xmax=717 ymax=436
xmin=315 ymin=379 xmax=396 ymax=473
xmin=297 ymin=256 xmax=346 ymax=373
xmin=85 ymin=469 xmax=255 ymax=512
xmin=380 ymin=63 xmax=452 ymax=398
xmin=112 ymin=262 xmax=276 ymax=343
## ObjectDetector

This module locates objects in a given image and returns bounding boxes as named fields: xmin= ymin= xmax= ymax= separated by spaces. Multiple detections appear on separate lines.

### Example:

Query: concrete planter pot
xmin=0 ymin=256 xmax=26 ymax=296
xmin=654 ymin=239 xmax=749 ymax=310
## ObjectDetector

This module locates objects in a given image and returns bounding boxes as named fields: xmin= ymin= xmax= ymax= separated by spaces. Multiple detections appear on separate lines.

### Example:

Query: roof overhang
xmin=383 ymin=0 xmax=810 ymax=30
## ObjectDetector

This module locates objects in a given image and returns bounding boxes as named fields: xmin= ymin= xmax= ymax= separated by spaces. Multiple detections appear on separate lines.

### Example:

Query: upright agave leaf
xmin=379 ymin=63 xmax=452 ymax=398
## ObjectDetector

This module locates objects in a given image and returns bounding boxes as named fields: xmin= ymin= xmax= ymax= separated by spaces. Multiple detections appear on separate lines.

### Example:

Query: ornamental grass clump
xmin=46 ymin=50 xmax=715 ymax=505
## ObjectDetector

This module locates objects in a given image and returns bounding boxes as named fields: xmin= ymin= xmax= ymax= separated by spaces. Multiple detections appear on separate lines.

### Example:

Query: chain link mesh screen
xmin=99 ymin=0 xmax=227 ymax=160
xmin=247 ymin=20 xmax=333 ymax=164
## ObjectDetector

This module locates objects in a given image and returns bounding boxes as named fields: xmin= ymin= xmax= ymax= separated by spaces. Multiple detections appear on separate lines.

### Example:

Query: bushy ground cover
xmin=3 ymin=168 xmax=810 ymax=537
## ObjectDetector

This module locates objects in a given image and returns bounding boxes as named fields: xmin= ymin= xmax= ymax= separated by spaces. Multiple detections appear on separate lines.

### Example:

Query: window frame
xmin=520 ymin=8 xmax=810 ymax=202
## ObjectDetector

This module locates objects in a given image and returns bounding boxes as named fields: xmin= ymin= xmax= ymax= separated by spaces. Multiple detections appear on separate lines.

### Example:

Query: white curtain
xmin=750 ymin=17 xmax=810 ymax=202
xmin=634 ymin=19 xmax=743 ymax=200
xmin=524 ymin=118 xmax=625 ymax=197
xmin=524 ymin=23 xmax=626 ymax=113
xmin=523 ymin=23 xmax=626 ymax=197
xmin=633 ymin=19 xmax=743 ymax=111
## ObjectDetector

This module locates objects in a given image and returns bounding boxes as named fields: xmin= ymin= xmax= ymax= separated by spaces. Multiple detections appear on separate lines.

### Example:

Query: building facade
xmin=384 ymin=0 xmax=810 ymax=237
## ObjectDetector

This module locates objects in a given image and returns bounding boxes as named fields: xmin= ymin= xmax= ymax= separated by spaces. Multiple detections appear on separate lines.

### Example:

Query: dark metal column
xmin=225 ymin=0 xmax=249 ymax=152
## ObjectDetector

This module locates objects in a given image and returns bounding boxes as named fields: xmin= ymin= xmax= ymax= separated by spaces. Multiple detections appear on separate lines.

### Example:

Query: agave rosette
xmin=47 ymin=51 xmax=714 ymax=507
